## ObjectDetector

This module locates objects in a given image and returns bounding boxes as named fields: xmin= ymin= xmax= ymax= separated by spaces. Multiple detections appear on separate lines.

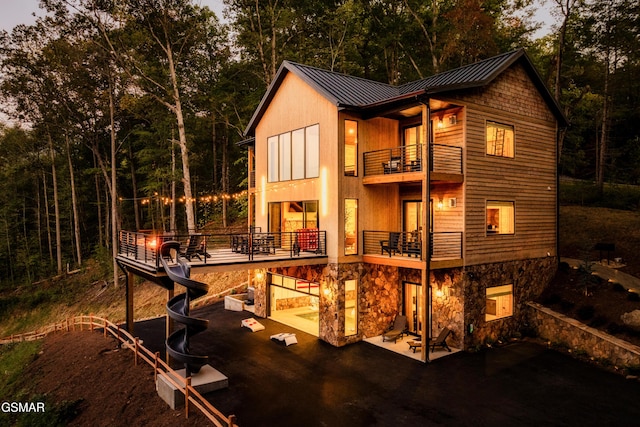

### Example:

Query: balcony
xmin=116 ymin=229 xmax=327 ymax=274
xmin=363 ymin=144 xmax=463 ymax=184
xmin=362 ymin=230 xmax=463 ymax=269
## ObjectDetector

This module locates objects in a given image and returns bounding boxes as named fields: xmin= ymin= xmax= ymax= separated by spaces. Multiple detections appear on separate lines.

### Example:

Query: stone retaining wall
xmin=527 ymin=302 xmax=640 ymax=368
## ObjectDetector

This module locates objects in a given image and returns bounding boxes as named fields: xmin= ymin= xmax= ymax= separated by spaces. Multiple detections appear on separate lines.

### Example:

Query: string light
xmin=121 ymin=189 xmax=248 ymax=205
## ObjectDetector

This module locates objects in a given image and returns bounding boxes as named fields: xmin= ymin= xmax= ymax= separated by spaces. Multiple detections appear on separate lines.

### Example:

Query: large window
xmin=486 ymin=201 xmax=515 ymax=235
xmin=344 ymin=120 xmax=358 ymax=176
xmin=267 ymin=124 xmax=320 ymax=182
xmin=486 ymin=121 xmax=514 ymax=158
xmin=485 ymin=284 xmax=513 ymax=321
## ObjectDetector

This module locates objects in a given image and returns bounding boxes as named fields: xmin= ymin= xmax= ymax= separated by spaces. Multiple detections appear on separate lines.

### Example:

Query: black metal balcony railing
xmin=363 ymin=144 xmax=422 ymax=176
xmin=249 ymin=170 xmax=256 ymax=188
xmin=117 ymin=229 xmax=327 ymax=269
xmin=362 ymin=230 xmax=462 ymax=261
xmin=363 ymin=144 xmax=463 ymax=177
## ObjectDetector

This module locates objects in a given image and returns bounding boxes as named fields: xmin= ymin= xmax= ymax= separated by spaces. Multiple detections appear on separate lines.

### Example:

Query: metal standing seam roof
xmin=244 ymin=48 xmax=566 ymax=136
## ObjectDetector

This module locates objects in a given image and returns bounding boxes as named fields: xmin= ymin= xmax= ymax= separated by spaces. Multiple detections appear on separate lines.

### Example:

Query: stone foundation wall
xmin=430 ymin=269 xmax=465 ymax=349
xmin=527 ymin=302 xmax=640 ymax=367
xmin=464 ymin=257 xmax=557 ymax=349
xmin=359 ymin=263 xmax=401 ymax=338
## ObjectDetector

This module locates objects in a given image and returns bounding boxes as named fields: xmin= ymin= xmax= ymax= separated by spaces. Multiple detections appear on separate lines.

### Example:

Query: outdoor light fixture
xmin=255 ymin=271 xmax=264 ymax=281
xmin=437 ymin=199 xmax=444 ymax=210
xmin=449 ymin=114 xmax=457 ymax=125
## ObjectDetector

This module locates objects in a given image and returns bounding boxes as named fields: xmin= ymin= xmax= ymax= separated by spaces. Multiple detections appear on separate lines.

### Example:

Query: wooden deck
xmin=116 ymin=230 xmax=328 ymax=275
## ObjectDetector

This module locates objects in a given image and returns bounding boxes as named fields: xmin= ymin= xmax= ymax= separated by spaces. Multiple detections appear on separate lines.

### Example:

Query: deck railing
xmin=118 ymin=229 xmax=327 ymax=269
xmin=363 ymin=144 xmax=422 ymax=176
xmin=363 ymin=230 xmax=462 ymax=261
xmin=363 ymin=143 xmax=463 ymax=177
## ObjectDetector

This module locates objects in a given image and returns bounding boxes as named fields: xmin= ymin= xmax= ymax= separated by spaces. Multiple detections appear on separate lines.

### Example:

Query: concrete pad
xmin=156 ymin=364 xmax=228 ymax=409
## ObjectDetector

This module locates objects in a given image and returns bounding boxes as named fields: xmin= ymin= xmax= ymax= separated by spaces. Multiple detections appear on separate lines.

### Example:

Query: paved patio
xmin=133 ymin=302 xmax=640 ymax=427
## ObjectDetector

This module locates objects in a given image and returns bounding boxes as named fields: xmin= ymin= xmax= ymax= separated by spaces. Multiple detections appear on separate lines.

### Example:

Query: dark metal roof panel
xmin=285 ymin=62 xmax=400 ymax=107
xmin=399 ymin=49 xmax=523 ymax=94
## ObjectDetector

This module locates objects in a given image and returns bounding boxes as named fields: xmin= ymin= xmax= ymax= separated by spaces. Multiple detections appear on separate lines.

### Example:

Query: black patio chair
xmin=380 ymin=232 xmax=400 ymax=257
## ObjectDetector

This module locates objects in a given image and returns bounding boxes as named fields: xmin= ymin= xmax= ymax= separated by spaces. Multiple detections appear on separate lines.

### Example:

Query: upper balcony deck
xmin=362 ymin=230 xmax=463 ymax=269
xmin=116 ymin=229 xmax=328 ymax=275
xmin=363 ymin=144 xmax=463 ymax=185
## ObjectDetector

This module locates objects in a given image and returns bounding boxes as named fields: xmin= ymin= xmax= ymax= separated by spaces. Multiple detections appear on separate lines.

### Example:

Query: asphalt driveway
xmin=133 ymin=302 xmax=640 ymax=427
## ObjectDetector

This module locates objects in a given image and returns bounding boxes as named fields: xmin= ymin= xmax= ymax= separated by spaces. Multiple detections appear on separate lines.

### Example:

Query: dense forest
xmin=0 ymin=0 xmax=638 ymax=286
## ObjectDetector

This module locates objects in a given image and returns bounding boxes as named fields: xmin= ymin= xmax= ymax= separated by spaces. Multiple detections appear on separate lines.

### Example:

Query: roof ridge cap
xmin=283 ymin=60 xmax=398 ymax=89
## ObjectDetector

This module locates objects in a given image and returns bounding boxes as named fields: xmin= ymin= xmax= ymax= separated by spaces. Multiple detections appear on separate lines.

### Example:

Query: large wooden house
xmin=240 ymin=49 xmax=566 ymax=358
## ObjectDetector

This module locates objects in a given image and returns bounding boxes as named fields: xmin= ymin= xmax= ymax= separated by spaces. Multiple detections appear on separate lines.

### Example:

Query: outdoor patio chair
xmin=181 ymin=234 xmax=204 ymax=261
xmin=382 ymin=314 xmax=407 ymax=343
xmin=429 ymin=327 xmax=452 ymax=352
xmin=383 ymin=156 xmax=401 ymax=174
xmin=380 ymin=232 xmax=400 ymax=257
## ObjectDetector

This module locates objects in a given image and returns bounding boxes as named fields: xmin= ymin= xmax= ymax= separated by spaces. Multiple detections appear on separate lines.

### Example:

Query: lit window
xmin=344 ymin=199 xmax=358 ymax=255
xmin=486 ymin=121 xmax=514 ymax=158
xmin=345 ymin=120 xmax=358 ymax=176
xmin=267 ymin=124 xmax=320 ymax=183
xmin=279 ymin=133 xmax=291 ymax=181
xmin=267 ymin=136 xmax=278 ymax=182
xmin=345 ymin=279 xmax=357 ymax=336
xmin=485 ymin=284 xmax=513 ymax=321
xmin=486 ymin=201 xmax=515 ymax=235
xmin=305 ymin=125 xmax=320 ymax=178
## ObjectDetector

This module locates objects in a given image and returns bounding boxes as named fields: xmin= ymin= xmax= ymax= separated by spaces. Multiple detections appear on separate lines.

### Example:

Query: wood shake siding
xmin=458 ymin=64 xmax=557 ymax=265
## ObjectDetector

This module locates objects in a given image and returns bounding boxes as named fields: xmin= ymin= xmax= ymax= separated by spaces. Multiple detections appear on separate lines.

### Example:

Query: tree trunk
xmin=171 ymin=140 xmax=177 ymax=233
xmin=129 ymin=149 xmax=140 ymax=231
xmin=48 ymin=132 xmax=62 ymax=275
xmin=166 ymin=42 xmax=196 ymax=232
xmin=93 ymin=154 xmax=104 ymax=247
xmin=66 ymin=133 xmax=82 ymax=267
xmin=42 ymin=170 xmax=53 ymax=266
xmin=222 ymin=124 xmax=229 ymax=228
xmin=109 ymin=77 xmax=119 ymax=288
xmin=597 ymin=59 xmax=609 ymax=194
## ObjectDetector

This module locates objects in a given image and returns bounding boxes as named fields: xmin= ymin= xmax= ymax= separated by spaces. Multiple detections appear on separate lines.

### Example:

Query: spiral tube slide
xmin=160 ymin=241 xmax=209 ymax=376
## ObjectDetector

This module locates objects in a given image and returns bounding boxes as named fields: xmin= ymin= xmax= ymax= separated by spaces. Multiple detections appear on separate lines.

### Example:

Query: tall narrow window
xmin=345 ymin=279 xmax=357 ymax=336
xmin=486 ymin=121 xmax=514 ymax=157
xmin=292 ymin=128 xmax=305 ymax=180
xmin=305 ymin=124 xmax=320 ymax=178
xmin=344 ymin=199 xmax=358 ymax=255
xmin=486 ymin=201 xmax=515 ymax=235
xmin=279 ymin=133 xmax=291 ymax=181
xmin=267 ymin=136 xmax=279 ymax=182
xmin=345 ymin=120 xmax=358 ymax=176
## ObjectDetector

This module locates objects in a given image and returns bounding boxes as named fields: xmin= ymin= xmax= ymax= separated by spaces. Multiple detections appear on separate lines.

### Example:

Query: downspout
xmin=420 ymin=99 xmax=431 ymax=363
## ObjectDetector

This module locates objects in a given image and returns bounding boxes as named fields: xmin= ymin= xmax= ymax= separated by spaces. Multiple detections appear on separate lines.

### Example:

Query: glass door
xmin=403 ymin=281 xmax=422 ymax=335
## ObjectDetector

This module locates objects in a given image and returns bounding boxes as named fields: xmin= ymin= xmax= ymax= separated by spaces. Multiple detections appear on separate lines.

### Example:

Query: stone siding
xmin=464 ymin=257 xmax=557 ymax=349
xmin=527 ymin=302 xmax=640 ymax=367
xmin=360 ymin=263 xmax=401 ymax=338
xmin=430 ymin=269 xmax=465 ymax=349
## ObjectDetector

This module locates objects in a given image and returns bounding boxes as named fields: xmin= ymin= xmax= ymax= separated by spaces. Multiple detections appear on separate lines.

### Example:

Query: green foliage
xmin=0 ymin=340 xmax=41 ymax=399
xmin=560 ymin=180 xmax=640 ymax=210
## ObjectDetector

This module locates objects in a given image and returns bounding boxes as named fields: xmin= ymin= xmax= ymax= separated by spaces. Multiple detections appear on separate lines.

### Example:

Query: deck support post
xmin=126 ymin=270 xmax=135 ymax=334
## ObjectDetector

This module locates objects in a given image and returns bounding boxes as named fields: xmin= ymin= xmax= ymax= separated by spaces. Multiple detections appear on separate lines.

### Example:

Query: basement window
xmin=485 ymin=284 xmax=513 ymax=321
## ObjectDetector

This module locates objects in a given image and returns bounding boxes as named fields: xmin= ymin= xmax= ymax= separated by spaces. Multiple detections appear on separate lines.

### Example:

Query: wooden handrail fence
xmin=0 ymin=315 xmax=237 ymax=427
